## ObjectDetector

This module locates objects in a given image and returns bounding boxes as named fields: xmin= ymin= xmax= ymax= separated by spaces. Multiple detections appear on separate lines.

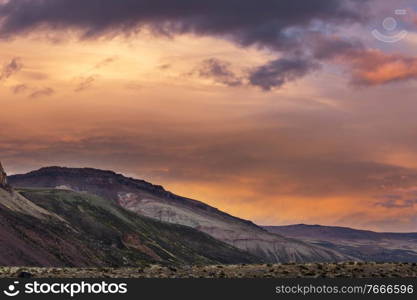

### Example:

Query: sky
xmin=1 ymin=0 xmax=417 ymax=232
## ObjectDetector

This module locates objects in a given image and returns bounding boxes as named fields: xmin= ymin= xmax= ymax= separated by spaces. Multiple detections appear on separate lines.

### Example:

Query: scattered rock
xmin=0 ymin=263 xmax=415 ymax=278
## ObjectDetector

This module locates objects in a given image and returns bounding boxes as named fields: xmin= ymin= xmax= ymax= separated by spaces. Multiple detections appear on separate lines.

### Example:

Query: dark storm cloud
xmin=0 ymin=0 xmax=370 ymax=89
xmin=0 ymin=0 xmax=368 ymax=38
xmin=195 ymin=58 xmax=243 ymax=87
xmin=249 ymin=58 xmax=319 ymax=90
xmin=0 ymin=57 xmax=23 ymax=81
xmin=311 ymin=36 xmax=364 ymax=60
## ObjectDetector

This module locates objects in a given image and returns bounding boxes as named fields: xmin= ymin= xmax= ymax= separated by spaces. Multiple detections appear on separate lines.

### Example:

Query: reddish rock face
xmin=0 ymin=161 xmax=7 ymax=188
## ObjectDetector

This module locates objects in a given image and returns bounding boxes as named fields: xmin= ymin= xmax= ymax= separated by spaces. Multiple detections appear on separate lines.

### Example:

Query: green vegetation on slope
xmin=18 ymin=189 xmax=258 ymax=266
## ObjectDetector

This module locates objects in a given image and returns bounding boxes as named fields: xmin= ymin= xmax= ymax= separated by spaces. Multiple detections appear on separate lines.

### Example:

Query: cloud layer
xmin=0 ymin=0 xmax=374 ymax=89
xmin=3 ymin=1 xmax=417 ymax=89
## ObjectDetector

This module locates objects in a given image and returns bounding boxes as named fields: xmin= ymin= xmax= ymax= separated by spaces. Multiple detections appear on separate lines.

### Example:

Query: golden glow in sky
xmin=1 ymin=0 xmax=417 ymax=231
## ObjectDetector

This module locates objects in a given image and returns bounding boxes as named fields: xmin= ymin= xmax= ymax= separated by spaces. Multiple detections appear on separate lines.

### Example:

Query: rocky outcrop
xmin=0 ymin=161 xmax=9 ymax=189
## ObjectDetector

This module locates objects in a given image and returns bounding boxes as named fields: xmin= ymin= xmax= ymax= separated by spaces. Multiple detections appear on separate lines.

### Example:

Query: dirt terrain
xmin=1 ymin=263 xmax=417 ymax=278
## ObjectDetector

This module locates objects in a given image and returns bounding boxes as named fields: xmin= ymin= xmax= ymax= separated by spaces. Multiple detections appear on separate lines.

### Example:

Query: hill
xmin=0 ymin=185 xmax=257 ymax=267
xmin=9 ymin=167 xmax=351 ymax=263
xmin=264 ymin=225 xmax=417 ymax=262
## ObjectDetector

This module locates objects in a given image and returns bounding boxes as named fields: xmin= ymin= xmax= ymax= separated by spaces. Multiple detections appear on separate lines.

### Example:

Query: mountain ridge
xmin=10 ymin=166 xmax=259 ymax=229
xmin=264 ymin=225 xmax=417 ymax=262
xmin=264 ymin=224 xmax=417 ymax=239
xmin=0 ymin=187 xmax=258 ymax=267
xmin=9 ymin=166 xmax=352 ymax=263
xmin=0 ymin=162 xmax=258 ymax=267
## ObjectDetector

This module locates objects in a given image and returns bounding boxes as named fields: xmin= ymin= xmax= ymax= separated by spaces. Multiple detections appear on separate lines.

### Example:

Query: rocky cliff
xmin=0 ymin=162 xmax=7 ymax=188
xmin=0 ymin=161 xmax=11 ymax=192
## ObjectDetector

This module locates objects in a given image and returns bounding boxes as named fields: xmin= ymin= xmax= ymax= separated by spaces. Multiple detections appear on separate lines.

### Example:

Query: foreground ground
xmin=1 ymin=263 xmax=417 ymax=278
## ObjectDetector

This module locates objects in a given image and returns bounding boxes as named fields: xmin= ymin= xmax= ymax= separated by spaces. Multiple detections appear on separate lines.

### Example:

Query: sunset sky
xmin=1 ymin=0 xmax=417 ymax=231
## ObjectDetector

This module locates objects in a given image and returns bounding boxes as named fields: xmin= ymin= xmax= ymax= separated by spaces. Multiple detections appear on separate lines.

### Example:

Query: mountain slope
xmin=0 ymin=185 xmax=257 ymax=267
xmin=264 ymin=225 xmax=417 ymax=262
xmin=9 ymin=167 xmax=351 ymax=263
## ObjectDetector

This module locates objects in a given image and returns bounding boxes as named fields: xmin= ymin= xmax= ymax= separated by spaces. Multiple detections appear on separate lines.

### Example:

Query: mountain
xmin=9 ymin=166 xmax=351 ymax=263
xmin=264 ymin=225 xmax=417 ymax=262
xmin=0 ymin=165 xmax=257 ymax=267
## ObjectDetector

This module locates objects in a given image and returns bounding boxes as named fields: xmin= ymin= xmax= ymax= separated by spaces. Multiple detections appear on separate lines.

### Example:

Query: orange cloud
xmin=340 ymin=49 xmax=417 ymax=85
